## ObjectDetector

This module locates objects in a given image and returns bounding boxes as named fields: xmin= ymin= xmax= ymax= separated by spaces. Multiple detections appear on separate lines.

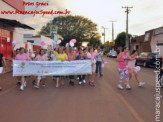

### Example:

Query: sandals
xmin=89 ymin=81 xmax=95 ymax=87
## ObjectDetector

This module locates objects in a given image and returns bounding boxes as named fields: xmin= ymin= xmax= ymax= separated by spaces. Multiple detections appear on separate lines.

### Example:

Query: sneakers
xmin=83 ymin=80 xmax=86 ymax=84
xmin=32 ymin=80 xmax=36 ymax=85
xmin=24 ymin=81 xmax=27 ymax=88
xmin=77 ymin=77 xmax=79 ymax=80
xmin=117 ymin=84 xmax=123 ymax=90
xmin=17 ymin=81 xmax=21 ymax=86
xmin=79 ymin=81 xmax=82 ymax=85
xmin=69 ymin=81 xmax=74 ymax=86
xmin=126 ymin=84 xmax=131 ymax=90
xmin=34 ymin=85 xmax=39 ymax=89
xmin=139 ymin=82 xmax=145 ymax=87
xmin=42 ymin=83 xmax=46 ymax=87
xmin=20 ymin=85 xmax=24 ymax=91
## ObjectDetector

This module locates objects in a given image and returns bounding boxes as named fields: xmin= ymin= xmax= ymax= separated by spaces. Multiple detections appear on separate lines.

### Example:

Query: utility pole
xmin=109 ymin=20 xmax=116 ymax=42
xmin=102 ymin=26 xmax=108 ymax=44
xmin=122 ymin=6 xmax=133 ymax=49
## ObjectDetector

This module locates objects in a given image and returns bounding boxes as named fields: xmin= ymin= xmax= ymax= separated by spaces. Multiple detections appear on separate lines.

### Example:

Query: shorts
xmin=0 ymin=67 xmax=3 ymax=73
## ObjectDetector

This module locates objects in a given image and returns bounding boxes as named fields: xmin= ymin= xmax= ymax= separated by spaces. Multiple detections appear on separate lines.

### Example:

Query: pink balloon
xmin=70 ymin=39 xmax=77 ymax=44
xmin=104 ymin=61 xmax=108 ymax=65
xmin=41 ymin=41 xmax=46 ymax=46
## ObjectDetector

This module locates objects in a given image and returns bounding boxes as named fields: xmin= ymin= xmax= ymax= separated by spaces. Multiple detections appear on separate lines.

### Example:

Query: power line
xmin=122 ymin=6 xmax=133 ymax=49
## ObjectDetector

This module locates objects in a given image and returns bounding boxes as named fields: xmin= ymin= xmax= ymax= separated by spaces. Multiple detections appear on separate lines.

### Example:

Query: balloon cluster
xmin=69 ymin=39 xmax=76 ymax=47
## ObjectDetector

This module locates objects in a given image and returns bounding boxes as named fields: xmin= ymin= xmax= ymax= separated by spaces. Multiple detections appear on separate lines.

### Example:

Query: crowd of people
xmin=0 ymin=44 xmax=145 ymax=92
xmin=0 ymin=44 xmax=104 ymax=91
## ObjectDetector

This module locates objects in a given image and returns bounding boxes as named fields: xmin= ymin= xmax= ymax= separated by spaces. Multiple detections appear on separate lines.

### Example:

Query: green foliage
xmin=38 ymin=15 xmax=101 ymax=46
xmin=115 ymin=32 xmax=132 ymax=47
xmin=87 ymin=37 xmax=101 ymax=47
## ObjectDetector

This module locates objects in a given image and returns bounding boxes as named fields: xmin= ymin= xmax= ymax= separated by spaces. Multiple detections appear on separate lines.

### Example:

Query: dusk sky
xmin=24 ymin=0 xmax=163 ymax=43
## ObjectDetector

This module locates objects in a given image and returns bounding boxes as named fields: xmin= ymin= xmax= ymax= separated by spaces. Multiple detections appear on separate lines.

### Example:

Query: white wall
xmin=0 ymin=0 xmax=24 ymax=48
xmin=151 ymin=34 xmax=163 ymax=57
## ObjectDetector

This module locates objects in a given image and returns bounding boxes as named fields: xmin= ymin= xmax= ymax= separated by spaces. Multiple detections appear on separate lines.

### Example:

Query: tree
xmin=38 ymin=15 xmax=101 ymax=46
xmin=115 ymin=32 xmax=132 ymax=47
xmin=87 ymin=37 xmax=101 ymax=47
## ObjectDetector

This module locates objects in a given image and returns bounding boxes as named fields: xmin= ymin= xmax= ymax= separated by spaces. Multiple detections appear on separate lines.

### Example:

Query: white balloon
xmin=57 ymin=40 xmax=61 ymax=44
xmin=70 ymin=42 xmax=74 ymax=47
xmin=31 ymin=54 xmax=35 ymax=58
xmin=66 ymin=43 xmax=69 ymax=47
xmin=135 ymin=66 xmax=141 ymax=72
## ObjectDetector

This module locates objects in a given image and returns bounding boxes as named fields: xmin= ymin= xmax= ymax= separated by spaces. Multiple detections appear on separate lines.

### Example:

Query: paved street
xmin=0 ymin=57 xmax=162 ymax=122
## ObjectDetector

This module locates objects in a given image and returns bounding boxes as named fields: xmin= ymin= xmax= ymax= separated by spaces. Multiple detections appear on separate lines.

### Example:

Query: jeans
xmin=78 ymin=75 xmax=85 ymax=82
xmin=96 ymin=61 xmax=102 ymax=75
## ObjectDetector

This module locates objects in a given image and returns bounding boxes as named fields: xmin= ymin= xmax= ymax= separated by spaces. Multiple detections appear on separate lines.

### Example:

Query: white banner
xmin=13 ymin=60 xmax=92 ymax=76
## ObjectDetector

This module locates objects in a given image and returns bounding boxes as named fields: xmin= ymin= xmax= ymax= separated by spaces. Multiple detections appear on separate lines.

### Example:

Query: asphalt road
xmin=0 ymin=57 xmax=162 ymax=122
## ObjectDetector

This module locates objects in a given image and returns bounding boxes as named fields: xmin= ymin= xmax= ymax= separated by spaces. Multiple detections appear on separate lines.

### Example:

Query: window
xmin=27 ymin=40 xmax=34 ymax=43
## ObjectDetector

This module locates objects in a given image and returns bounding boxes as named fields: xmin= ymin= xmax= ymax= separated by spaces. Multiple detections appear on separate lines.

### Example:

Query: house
xmin=0 ymin=0 xmax=34 ymax=58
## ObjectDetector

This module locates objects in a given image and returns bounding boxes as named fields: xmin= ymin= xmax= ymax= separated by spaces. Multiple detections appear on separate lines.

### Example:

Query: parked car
xmin=136 ymin=52 xmax=162 ymax=68
xmin=107 ymin=50 xmax=117 ymax=58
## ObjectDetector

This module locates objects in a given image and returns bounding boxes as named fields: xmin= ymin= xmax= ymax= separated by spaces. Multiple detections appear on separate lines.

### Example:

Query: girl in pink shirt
xmin=128 ymin=50 xmax=144 ymax=87
xmin=116 ymin=47 xmax=131 ymax=90
xmin=34 ymin=49 xmax=48 ymax=89
xmin=15 ymin=47 xmax=30 ymax=91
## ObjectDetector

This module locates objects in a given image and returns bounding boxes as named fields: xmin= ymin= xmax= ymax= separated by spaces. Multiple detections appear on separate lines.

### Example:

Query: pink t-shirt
xmin=117 ymin=52 xmax=128 ymax=68
xmin=67 ymin=53 xmax=75 ymax=61
xmin=15 ymin=53 xmax=30 ymax=61
xmin=87 ymin=52 xmax=96 ymax=59
xmin=35 ymin=55 xmax=48 ymax=61
xmin=128 ymin=59 xmax=136 ymax=68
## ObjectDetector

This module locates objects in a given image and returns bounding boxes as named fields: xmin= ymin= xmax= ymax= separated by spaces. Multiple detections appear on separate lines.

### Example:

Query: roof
xmin=0 ymin=18 xmax=34 ymax=30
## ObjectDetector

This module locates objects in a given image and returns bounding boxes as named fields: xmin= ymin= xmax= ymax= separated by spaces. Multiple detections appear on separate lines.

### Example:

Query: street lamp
xmin=101 ymin=26 xmax=108 ymax=44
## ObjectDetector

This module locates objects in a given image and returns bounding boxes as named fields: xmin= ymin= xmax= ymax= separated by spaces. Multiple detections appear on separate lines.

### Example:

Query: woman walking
xmin=49 ymin=46 xmax=68 ymax=88
xmin=0 ymin=53 xmax=7 ymax=91
xmin=128 ymin=50 xmax=145 ymax=87
xmin=87 ymin=47 xmax=96 ymax=86
xmin=116 ymin=47 xmax=131 ymax=90
xmin=76 ymin=48 xmax=87 ymax=84
xmin=15 ymin=47 xmax=30 ymax=91
xmin=66 ymin=46 xmax=76 ymax=86
xmin=34 ymin=49 xmax=48 ymax=89
xmin=96 ymin=48 xmax=104 ymax=77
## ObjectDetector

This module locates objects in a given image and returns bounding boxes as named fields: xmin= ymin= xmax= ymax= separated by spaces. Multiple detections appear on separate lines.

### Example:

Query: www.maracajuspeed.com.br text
xmin=0 ymin=9 xmax=71 ymax=17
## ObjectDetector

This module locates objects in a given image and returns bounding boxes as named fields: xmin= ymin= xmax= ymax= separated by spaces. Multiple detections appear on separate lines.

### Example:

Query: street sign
xmin=50 ymin=25 xmax=58 ymax=34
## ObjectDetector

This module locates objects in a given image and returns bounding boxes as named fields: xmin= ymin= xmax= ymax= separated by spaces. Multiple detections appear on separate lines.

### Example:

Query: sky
xmin=23 ymin=0 xmax=163 ymax=43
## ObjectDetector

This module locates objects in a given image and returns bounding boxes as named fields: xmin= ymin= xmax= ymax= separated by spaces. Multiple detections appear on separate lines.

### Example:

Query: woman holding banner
xmin=48 ymin=46 xmax=68 ymax=88
xmin=15 ymin=47 xmax=30 ymax=91
xmin=34 ymin=49 xmax=48 ymax=89
xmin=66 ymin=46 xmax=76 ymax=86
xmin=76 ymin=48 xmax=87 ymax=85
